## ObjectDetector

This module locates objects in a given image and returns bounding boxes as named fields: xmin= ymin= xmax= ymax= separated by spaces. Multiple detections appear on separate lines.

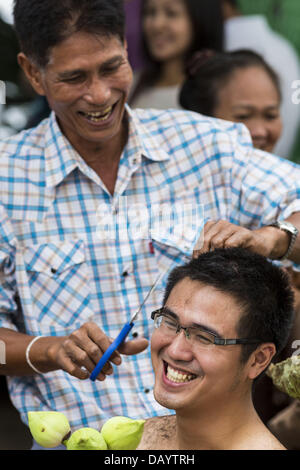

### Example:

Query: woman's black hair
xmin=179 ymin=49 xmax=281 ymax=116
xmin=129 ymin=0 xmax=224 ymax=105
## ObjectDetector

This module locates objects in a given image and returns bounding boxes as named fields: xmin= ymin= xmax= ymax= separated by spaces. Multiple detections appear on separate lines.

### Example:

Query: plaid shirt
xmin=0 ymin=105 xmax=300 ymax=430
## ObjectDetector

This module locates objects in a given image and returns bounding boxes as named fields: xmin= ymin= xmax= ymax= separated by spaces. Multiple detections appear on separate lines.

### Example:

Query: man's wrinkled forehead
xmin=43 ymin=32 xmax=125 ymax=69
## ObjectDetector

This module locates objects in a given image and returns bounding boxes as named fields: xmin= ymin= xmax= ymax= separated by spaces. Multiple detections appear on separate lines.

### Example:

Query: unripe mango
xmin=28 ymin=411 xmax=71 ymax=448
xmin=101 ymin=416 xmax=145 ymax=450
xmin=65 ymin=427 xmax=108 ymax=450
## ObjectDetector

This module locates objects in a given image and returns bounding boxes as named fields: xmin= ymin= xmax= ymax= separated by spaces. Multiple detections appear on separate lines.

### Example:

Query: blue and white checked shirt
xmin=0 ymin=104 xmax=300 ymax=430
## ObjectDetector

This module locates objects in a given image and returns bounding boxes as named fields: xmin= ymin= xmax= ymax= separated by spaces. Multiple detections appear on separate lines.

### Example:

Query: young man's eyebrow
xmin=57 ymin=55 xmax=125 ymax=79
xmin=162 ymin=306 xmax=222 ymax=338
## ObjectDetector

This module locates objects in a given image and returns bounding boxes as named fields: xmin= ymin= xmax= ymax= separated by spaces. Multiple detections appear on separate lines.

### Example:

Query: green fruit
xmin=66 ymin=427 xmax=108 ymax=450
xmin=101 ymin=416 xmax=145 ymax=450
xmin=28 ymin=411 xmax=71 ymax=448
xmin=267 ymin=355 xmax=300 ymax=399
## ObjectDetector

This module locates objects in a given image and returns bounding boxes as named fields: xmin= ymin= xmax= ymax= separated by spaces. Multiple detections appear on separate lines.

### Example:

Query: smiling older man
xmin=138 ymin=247 xmax=294 ymax=450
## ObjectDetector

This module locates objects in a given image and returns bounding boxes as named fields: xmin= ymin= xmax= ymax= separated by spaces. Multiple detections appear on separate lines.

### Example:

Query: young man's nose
xmin=167 ymin=330 xmax=194 ymax=362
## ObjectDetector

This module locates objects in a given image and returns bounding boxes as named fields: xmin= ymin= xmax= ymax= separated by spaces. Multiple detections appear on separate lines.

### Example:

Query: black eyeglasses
xmin=151 ymin=308 xmax=261 ymax=347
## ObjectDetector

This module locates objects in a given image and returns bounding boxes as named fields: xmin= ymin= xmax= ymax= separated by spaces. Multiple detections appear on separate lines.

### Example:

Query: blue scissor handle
xmin=90 ymin=321 xmax=134 ymax=381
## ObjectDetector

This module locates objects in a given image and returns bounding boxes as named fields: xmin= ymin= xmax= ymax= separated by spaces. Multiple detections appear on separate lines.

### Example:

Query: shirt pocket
xmin=150 ymin=200 xmax=204 ymax=273
xmin=23 ymin=240 xmax=93 ymax=334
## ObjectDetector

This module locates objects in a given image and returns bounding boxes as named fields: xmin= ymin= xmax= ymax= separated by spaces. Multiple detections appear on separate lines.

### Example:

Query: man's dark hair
xmin=162 ymin=247 xmax=294 ymax=363
xmin=13 ymin=0 xmax=125 ymax=68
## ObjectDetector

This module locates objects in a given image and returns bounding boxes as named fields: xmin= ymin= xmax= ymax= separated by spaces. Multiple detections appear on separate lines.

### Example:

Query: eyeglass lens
xmin=154 ymin=313 xmax=215 ymax=345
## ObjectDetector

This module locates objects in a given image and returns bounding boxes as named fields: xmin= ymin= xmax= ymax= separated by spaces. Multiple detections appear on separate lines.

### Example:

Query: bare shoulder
xmin=236 ymin=428 xmax=286 ymax=450
xmin=137 ymin=415 xmax=177 ymax=450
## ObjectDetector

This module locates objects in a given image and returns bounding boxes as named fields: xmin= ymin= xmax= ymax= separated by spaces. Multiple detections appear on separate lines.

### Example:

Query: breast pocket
xmin=23 ymin=240 xmax=93 ymax=333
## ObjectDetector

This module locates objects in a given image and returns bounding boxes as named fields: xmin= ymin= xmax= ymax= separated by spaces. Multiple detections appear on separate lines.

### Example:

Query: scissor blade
xmin=130 ymin=272 xmax=163 ymax=323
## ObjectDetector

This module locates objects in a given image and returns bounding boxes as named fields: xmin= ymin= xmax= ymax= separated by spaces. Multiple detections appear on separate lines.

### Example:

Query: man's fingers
xmin=193 ymin=221 xmax=232 ymax=256
xmin=61 ymin=324 xmax=148 ymax=382
xmin=82 ymin=322 xmax=122 ymax=366
xmin=193 ymin=221 xmax=254 ymax=258
xmin=59 ymin=353 xmax=90 ymax=380
xmin=118 ymin=337 xmax=149 ymax=356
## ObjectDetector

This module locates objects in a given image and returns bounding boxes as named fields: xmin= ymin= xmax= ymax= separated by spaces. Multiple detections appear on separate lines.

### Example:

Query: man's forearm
xmin=0 ymin=328 xmax=65 ymax=376
xmin=256 ymin=213 xmax=300 ymax=263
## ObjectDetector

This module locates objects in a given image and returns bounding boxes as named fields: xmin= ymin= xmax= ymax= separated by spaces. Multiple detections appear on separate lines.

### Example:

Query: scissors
xmin=90 ymin=272 xmax=163 ymax=381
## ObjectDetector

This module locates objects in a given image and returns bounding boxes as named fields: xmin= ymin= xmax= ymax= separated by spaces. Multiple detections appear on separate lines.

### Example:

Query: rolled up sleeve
xmin=231 ymin=146 xmax=300 ymax=228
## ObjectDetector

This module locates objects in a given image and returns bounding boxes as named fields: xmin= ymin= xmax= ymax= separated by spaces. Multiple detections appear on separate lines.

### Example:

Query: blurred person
xmin=221 ymin=0 xmax=300 ymax=159
xmin=180 ymin=49 xmax=282 ymax=154
xmin=138 ymin=248 xmax=294 ymax=450
xmin=129 ymin=0 xmax=224 ymax=109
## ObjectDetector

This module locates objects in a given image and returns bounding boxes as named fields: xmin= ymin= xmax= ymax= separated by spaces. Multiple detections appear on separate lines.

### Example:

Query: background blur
xmin=0 ymin=0 xmax=300 ymax=450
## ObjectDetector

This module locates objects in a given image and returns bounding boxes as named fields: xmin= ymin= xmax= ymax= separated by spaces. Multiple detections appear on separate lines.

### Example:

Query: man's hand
xmin=47 ymin=322 xmax=148 ymax=381
xmin=193 ymin=220 xmax=290 ymax=259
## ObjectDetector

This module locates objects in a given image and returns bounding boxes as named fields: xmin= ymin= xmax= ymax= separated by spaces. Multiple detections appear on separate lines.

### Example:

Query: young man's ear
xmin=247 ymin=343 xmax=276 ymax=380
xmin=17 ymin=53 xmax=46 ymax=96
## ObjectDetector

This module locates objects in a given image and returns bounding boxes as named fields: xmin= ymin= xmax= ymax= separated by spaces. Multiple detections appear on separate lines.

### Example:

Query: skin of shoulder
xmin=137 ymin=415 xmax=177 ymax=450
xmin=137 ymin=415 xmax=286 ymax=450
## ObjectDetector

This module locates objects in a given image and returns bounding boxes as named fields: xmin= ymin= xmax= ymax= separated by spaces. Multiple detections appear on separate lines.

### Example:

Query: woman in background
xmin=129 ymin=0 xmax=224 ymax=109
xmin=179 ymin=49 xmax=282 ymax=153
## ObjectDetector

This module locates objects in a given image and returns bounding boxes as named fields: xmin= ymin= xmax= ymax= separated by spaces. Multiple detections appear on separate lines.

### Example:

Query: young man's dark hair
xmin=163 ymin=247 xmax=295 ymax=363
xmin=13 ymin=0 xmax=125 ymax=68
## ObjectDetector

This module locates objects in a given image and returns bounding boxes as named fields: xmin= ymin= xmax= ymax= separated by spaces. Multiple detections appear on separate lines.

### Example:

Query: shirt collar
xmin=44 ymin=106 xmax=170 ymax=188
xmin=44 ymin=112 xmax=82 ymax=188
xmin=125 ymin=104 xmax=171 ymax=163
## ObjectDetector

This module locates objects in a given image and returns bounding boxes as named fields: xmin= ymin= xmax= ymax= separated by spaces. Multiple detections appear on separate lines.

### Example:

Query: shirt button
xmin=132 ymin=331 xmax=138 ymax=338
xmin=51 ymin=267 xmax=57 ymax=274
xmin=144 ymin=388 xmax=150 ymax=394
xmin=122 ymin=271 xmax=129 ymax=277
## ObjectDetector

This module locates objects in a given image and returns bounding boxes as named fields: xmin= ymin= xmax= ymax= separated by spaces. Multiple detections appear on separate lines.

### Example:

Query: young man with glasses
xmin=138 ymin=247 xmax=294 ymax=450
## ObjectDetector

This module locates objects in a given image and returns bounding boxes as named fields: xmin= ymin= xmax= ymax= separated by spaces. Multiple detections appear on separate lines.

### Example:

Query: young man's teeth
xmin=166 ymin=365 xmax=195 ymax=383
xmin=84 ymin=107 xmax=113 ymax=122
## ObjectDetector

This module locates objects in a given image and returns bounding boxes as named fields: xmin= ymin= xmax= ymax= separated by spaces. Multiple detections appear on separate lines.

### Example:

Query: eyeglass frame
xmin=151 ymin=308 xmax=261 ymax=346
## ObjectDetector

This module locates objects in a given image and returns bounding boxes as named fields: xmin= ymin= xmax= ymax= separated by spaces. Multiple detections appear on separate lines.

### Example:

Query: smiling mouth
xmin=78 ymin=104 xmax=115 ymax=123
xmin=164 ymin=361 xmax=197 ymax=384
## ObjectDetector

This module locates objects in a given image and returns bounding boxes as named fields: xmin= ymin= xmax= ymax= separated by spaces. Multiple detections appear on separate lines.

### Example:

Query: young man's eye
xmin=164 ymin=319 xmax=177 ymax=329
